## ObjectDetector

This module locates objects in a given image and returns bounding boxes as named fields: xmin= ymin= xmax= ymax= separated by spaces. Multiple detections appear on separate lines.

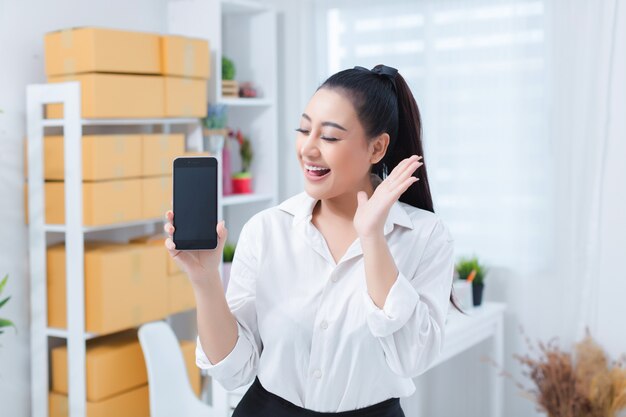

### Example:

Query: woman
xmin=164 ymin=64 xmax=456 ymax=417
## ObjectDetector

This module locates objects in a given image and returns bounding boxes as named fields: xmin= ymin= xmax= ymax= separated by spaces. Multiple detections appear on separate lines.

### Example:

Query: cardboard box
xmin=167 ymin=254 xmax=183 ymax=276
xmin=51 ymin=330 xmax=147 ymax=401
xmin=164 ymin=76 xmax=207 ymax=117
xmin=49 ymin=340 xmax=199 ymax=416
xmin=51 ymin=329 xmax=200 ymax=401
xmin=161 ymin=35 xmax=210 ymax=79
xmin=142 ymin=176 xmax=172 ymax=219
xmin=180 ymin=340 xmax=202 ymax=396
xmin=47 ymin=242 xmax=168 ymax=334
xmin=46 ymin=73 xmax=164 ymax=119
xmin=49 ymin=385 xmax=149 ymax=417
xmin=168 ymin=272 xmax=196 ymax=315
xmin=45 ymin=27 xmax=161 ymax=77
xmin=141 ymin=133 xmax=185 ymax=176
xmin=39 ymin=179 xmax=143 ymax=226
xmin=40 ymin=135 xmax=142 ymax=181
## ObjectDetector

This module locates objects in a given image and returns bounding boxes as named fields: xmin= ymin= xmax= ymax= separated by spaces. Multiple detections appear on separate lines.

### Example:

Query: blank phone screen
xmin=173 ymin=162 xmax=217 ymax=249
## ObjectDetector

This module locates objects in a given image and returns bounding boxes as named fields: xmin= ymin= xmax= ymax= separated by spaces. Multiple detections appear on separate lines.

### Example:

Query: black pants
xmin=232 ymin=377 xmax=405 ymax=417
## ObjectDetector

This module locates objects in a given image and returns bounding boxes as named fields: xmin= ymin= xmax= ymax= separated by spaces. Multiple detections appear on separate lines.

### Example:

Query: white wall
xmin=0 ymin=1 xmax=167 ymax=415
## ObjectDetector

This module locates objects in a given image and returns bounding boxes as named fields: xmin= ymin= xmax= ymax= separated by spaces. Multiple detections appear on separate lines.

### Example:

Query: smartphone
xmin=173 ymin=156 xmax=218 ymax=250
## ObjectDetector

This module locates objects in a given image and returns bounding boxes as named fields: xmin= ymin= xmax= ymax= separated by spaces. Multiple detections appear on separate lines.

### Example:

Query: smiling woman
xmin=187 ymin=64 xmax=457 ymax=417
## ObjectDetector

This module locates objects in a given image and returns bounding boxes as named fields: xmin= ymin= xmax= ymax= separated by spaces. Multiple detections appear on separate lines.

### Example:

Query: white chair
xmin=138 ymin=321 xmax=215 ymax=417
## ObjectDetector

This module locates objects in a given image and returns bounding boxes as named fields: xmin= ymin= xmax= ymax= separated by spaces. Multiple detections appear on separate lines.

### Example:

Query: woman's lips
xmin=304 ymin=166 xmax=331 ymax=181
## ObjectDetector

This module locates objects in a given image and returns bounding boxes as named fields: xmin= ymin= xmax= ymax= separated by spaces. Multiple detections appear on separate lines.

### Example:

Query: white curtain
xmin=311 ymin=0 xmax=626 ymax=415
xmin=550 ymin=0 xmax=626 ymax=357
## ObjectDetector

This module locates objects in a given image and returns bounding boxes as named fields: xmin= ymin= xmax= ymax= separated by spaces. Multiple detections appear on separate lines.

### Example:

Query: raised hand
xmin=353 ymin=155 xmax=423 ymax=239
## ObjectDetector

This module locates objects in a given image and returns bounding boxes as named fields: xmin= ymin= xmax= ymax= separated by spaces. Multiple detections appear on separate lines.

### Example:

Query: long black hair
xmin=318 ymin=65 xmax=462 ymax=313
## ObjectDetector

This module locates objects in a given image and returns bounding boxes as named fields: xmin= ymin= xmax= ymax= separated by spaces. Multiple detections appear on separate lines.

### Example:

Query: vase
xmin=221 ymin=262 xmax=232 ymax=293
xmin=222 ymin=139 xmax=233 ymax=196
xmin=472 ymin=282 xmax=485 ymax=306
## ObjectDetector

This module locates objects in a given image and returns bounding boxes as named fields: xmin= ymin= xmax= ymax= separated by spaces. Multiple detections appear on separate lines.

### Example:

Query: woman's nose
xmin=299 ymin=133 xmax=320 ymax=158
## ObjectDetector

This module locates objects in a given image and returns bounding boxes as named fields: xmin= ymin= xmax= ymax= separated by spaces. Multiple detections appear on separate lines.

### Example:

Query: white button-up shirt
xmin=196 ymin=174 xmax=455 ymax=412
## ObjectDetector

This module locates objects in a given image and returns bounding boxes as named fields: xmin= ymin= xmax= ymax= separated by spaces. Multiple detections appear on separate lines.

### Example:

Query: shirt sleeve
xmin=361 ymin=218 xmax=455 ymax=378
xmin=195 ymin=219 xmax=262 ymax=391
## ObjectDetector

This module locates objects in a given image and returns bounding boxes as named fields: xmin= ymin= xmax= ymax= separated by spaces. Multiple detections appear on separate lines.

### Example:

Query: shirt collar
xmin=278 ymin=173 xmax=414 ymax=234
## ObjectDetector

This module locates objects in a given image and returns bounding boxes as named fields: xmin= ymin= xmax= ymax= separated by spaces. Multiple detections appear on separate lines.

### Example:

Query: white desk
xmin=405 ymin=302 xmax=506 ymax=417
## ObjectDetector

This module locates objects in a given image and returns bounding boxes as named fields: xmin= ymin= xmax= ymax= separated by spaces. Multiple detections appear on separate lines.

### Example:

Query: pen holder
xmin=453 ymin=279 xmax=474 ymax=311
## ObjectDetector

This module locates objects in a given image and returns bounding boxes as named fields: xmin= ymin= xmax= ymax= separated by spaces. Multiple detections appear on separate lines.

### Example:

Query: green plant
xmin=0 ymin=274 xmax=16 ymax=336
xmin=223 ymin=243 xmax=236 ymax=263
xmin=455 ymin=256 xmax=487 ymax=285
xmin=222 ymin=56 xmax=236 ymax=80
xmin=234 ymin=130 xmax=253 ymax=173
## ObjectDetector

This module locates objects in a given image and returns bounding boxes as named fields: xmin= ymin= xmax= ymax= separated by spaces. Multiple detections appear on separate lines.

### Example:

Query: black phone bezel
xmin=172 ymin=156 xmax=218 ymax=250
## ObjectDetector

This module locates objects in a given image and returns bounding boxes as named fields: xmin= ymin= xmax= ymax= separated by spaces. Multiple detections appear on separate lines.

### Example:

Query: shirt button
xmin=320 ymin=320 xmax=328 ymax=330
xmin=313 ymin=369 xmax=322 ymax=379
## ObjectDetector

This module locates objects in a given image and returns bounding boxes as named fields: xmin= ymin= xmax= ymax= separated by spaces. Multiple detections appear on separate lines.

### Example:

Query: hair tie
xmin=353 ymin=64 xmax=398 ymax=93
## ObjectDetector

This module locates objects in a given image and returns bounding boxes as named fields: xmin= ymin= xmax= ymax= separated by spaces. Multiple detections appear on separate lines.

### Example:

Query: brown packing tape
xmin=132 ymin=306 xmax=142 ymax=325
xmin=182 ymin=78 xmax=193 ymax=117
xmin=183 ymin=42 xmax=194 ymax=78
xmin=159 ymin=134 xmax=168 ymax=150
xmin=60 ymin=28 xmax=73 ymax=48
xmin=60 ymin=29 xmax=75 ymax=75
xmin=131 ymin=253 xmax=141 ymax=285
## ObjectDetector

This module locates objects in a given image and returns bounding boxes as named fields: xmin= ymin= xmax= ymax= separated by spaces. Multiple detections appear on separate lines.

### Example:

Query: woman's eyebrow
xmin=301 ymin=113 xmax=348 ymax=131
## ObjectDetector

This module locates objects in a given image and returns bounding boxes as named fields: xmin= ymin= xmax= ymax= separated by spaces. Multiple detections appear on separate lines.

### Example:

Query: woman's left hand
xmin=353 ymin=155 xmax=423 ymax=239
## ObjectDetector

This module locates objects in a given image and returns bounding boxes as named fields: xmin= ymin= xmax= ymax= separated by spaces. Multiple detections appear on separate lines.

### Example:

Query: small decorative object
xmin=222 ymin=56 xmax=238 ymax=98
xmin=221 ymin=243 xmax=236 ymax=293
xmin=455 ymin=256 xmax=487 ymax=306
xmin=203 ymin=105 xmax=229 ymax=155
xmin=452 ymin=279 xmax=473 ymax=311
xmin=239 ymin=82 xmax=258 ymax=98
xmin=0 ymin=274 xmax=16 ymax=341
xmin=222 ymin=135 xmax=234 ymax=196
xmin=489 ymin=328 xmax=626 ymax=417
xmin=203 ymin=104 xmax=228 ymax=129
xmin=231 ymin=129 xmax=253 ymax=194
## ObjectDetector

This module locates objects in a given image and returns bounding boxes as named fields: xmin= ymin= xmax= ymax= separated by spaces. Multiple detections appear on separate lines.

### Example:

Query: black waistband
xmin=246 ymin=376 xmax=402 ymax=417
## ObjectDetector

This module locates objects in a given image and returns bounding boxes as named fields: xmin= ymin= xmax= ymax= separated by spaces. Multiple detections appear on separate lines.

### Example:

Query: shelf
xmin=46 ymin=327 xmax=99 ymax=340
xmin=222 ymin=193 xmax=274 ymax=206
xmin=41 ymin=117 xmax=200 ymax=127
xmin=218 ymin=97 xmax=273 ymax=107
xmin=221 ymin=0 xmax=267 ymax=15
xmin=44 ymin=217 xmax=165 ymax=233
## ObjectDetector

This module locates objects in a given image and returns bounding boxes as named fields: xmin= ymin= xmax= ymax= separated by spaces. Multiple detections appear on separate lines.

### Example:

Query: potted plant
xmin=455 ymin=256 xmax=487 ymax=306
xmin=0 ymin=274 xmax=16 ymax=342
xmin=221 ymin=56 xmax=238 ymax=98
xmin=231 ymin=129 xmax=254 ymax=194
xmin=222 ymin=243 xmax=236 ymax=292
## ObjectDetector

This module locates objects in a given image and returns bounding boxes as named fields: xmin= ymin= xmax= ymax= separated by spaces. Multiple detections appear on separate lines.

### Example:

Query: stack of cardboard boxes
xmin=28 ymin=26 xmax=211 ymax=416
xmin=49 ymin=330 xmax=200 ymax=417
xmin=25 ymin=133 xmax=185 ymax=226
xmin=44 ymin=27 xmax=209 ymax=118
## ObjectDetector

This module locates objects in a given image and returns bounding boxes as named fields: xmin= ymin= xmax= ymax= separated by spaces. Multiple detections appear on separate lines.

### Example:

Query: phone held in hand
xmin=172 ymin=156 xmax=218 ymax=250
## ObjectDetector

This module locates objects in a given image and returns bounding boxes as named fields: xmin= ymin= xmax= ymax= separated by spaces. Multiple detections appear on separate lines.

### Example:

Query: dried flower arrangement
xmin=489 ymin=328 xmax=626 ymax=417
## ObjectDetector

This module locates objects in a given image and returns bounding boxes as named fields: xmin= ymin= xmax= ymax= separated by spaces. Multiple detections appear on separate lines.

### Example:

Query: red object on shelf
xmin=232 ymin=176 xmax=252 ymax=194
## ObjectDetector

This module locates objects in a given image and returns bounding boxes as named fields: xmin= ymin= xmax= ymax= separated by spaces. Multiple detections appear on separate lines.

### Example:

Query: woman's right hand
xmin=163 ymin=210 xmax=228 ymax=287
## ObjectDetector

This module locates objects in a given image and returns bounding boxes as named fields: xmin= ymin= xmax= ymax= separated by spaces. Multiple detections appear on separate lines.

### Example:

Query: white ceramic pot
xmin=221 ymin=262 xmax=232 ymax=293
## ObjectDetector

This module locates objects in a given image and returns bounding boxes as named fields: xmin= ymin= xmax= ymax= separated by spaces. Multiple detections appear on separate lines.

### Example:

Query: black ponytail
xmin=318 ymin=65 xmax=463 ymax=313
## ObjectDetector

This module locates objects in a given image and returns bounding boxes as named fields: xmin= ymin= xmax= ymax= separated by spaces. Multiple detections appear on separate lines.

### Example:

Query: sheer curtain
xmin=311 ymin=0 xmax=626 ymax=415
